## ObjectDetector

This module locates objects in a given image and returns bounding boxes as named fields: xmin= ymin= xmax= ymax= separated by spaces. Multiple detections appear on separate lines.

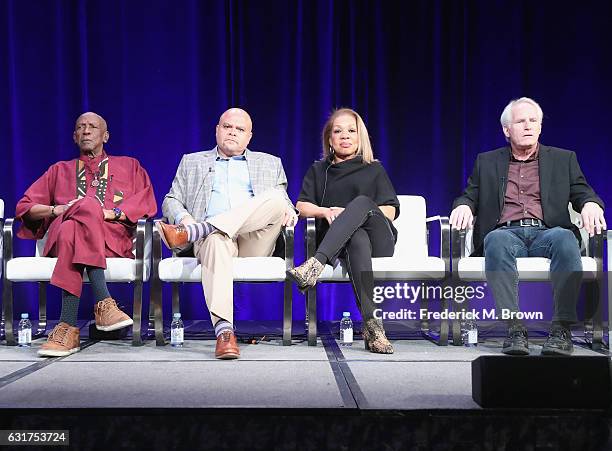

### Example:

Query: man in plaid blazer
xmin=160 ymin=108 xmax=297 ymax=359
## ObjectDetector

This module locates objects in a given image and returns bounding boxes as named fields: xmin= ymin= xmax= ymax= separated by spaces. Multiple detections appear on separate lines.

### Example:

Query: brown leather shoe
xmin=94 ymin=298 xmax=133 ymax=331
xmin=156 ymin=221 xmax=188 ymax=250
xmin=38 ymin=322 xmax=80 ymax=357
xmin=215 ymin=330 xmax=240 ymax=359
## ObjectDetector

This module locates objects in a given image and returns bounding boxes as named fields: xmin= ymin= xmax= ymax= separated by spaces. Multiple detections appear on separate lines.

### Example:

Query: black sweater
xmin=297 ymin=156 xmax=400 ymax=245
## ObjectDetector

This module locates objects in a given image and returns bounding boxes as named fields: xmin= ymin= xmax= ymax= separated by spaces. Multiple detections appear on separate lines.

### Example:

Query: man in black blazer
xmin=450 ymin=97 xmax=605 ymax=356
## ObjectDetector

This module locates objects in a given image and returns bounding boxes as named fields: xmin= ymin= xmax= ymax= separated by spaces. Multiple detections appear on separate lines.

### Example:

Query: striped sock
xmin=214 ymin=320 xmax=233 ymax=337
xmin=186 ymin=222 xmax=217 ymax=242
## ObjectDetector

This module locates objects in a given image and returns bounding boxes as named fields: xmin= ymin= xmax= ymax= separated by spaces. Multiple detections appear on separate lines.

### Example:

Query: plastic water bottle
xmin=18 ymin=313 xmax=32 ymax=347
xmin=339 ymin=312 xmax=353 ymax=347
xmin=461 ymin=319 xmax=478 ymax=347
xmin=170 ymin=313 xmax=184 ymax=348
xmin=584 ymin=322 xmax=594 ymax=344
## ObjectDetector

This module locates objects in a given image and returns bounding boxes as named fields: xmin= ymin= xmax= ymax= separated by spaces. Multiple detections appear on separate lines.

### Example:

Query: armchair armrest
xmin=0 ymin=217 xmax=3 ymax=281
xmin=150 ymin=218 xmax=166 ymax=345
xmin=450 ymin=226 xmax=472 ymax=275
xmin=2 ymin=218 xmax=15 ymax=343
xmin=281 ymin=225 xmax=294 ymax=270
xmin=306 ymin=217 xmax=316 ymax=260
xmin=426 ymin=215 xmax=450 ymax=274
xmin=450 ymin=226 xmax=465 ymax=252
xmin=304 ymin=217 xmax=317 ymax=345
xmin=281 ymin=225 xmax=295 ymax=346
xmin=3 ymin=218 xmax=14 ymax=266
xmin=586 ymin=230 xmax=605 ymax=260
xmin=151 ymin=218 xmax=167 ymax=261
xmin=131 ymin=218 xmax=152 ymax=346
xmin=134 ymin=218 xmax=150 ymax=283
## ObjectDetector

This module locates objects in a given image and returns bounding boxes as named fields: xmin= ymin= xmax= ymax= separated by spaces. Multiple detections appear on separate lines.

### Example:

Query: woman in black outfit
xmin=287 ymin=108 xmax=399 ymax=354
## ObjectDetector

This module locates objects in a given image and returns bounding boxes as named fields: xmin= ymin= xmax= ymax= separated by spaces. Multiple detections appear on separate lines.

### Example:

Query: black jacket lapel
xmin=538 ymin=145 xmax=551 ymax=219
xmin=496 ymin=148 xmax=510 ymax=212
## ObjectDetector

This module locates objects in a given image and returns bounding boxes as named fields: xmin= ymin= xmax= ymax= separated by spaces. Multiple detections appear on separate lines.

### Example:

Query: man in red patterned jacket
xmin=16 ymin=112 xmax=157 ymax=357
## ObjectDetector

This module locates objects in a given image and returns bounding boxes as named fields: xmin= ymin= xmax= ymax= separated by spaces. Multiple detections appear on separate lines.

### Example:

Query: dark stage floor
xmin=0 ymin=320 xmax=610 ymax=450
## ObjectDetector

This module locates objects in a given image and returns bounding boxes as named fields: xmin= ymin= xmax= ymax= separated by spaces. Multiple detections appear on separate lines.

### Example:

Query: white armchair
xmin=149 ymin=221 xmax=294 ymax=346
xmin=451 ymin=206 xmax=605 ymax=349
xmin=304 ymin=195 xmax=451 ymax=346
xmin=2 ymin=217 xmax=152 ymax=346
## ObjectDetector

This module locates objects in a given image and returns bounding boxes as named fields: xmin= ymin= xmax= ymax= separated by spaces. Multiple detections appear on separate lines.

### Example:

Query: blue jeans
xmin=484 ymin=226 xmax=583 ymax=322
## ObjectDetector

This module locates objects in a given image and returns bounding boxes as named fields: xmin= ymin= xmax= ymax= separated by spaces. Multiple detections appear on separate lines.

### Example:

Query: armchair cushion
xmin=318 ymin=256 xmax=446 ymax=281
xmin=457 ymin=256 xmax=598 ymax=281
xmin=6 ymin=257 xmax=151 ymax=282
xmin=158 ymin=256 xmax=287 ymax=282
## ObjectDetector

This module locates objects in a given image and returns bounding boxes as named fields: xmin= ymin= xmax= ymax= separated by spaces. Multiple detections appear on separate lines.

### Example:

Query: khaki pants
xmin=193 ymin=189 xmax=287 ymax=325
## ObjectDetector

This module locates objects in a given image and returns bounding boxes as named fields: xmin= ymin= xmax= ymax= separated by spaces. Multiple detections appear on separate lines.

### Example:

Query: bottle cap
xmin=21 ymin=313 xmax=29 ymax=319
xmin=342 ymin=312 xmax=351 ymax=317
xmin=173 ymin=313 xmax=181 ymax=318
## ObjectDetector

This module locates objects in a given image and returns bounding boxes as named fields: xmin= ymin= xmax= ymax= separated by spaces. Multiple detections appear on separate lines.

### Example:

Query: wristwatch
xmin=112 ymin=207 xmax=122 ymax=221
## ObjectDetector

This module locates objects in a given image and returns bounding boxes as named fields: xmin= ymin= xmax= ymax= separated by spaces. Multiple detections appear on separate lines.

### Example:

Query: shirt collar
xmin=215 ymin=146 xmax=249 ymax=161
xmin=509 ymin=144 xmax=539 ymax=162
xmin=79 ymin=150 xmax=108 ymax=166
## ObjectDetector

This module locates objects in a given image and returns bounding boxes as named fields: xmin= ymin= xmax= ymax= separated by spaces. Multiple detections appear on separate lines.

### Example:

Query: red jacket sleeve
xmin=15 ymin=166 xmax=57 ymax=240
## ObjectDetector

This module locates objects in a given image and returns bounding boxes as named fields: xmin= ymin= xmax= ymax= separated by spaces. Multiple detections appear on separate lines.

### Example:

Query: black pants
xmin=316 ymin=195 xmax=396 ymax=321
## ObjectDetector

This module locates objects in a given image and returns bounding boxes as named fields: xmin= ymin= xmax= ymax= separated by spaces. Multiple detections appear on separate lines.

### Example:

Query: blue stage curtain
xmin=1 ymin=0 xmax=610 ymax=322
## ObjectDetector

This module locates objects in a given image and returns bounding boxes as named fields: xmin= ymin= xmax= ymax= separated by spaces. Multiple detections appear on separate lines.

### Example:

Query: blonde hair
xmin=321 ymin=108 xmax=374 ymax=164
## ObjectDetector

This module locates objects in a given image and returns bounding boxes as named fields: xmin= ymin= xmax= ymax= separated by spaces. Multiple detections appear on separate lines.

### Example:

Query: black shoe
xmin=502 ymin=324 xmax=529 ymax=355
xmin=541 ymin=326 xmax=573 ymax=356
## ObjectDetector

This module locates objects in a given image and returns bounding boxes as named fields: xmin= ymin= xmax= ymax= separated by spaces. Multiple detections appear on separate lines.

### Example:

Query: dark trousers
xmin=316 ymin=195 xmax=396 ymax=321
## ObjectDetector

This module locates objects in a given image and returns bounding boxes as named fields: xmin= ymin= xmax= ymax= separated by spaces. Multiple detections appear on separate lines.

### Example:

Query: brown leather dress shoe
xmin=156 ymin=221 xmax=188 ymax=249
xmin=215 ymin=330 xmax=240 ymax=359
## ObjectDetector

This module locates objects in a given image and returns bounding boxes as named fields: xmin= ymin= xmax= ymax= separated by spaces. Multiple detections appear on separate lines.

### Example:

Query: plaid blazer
xmin=162 ymin=147 xmax=295 ymax=225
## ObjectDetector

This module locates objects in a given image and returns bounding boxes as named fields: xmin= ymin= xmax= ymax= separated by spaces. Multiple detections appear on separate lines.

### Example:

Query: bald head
xmin=73 ymin=112 xmax=109 ymax=157
xmin=218 ymin=108 xmax=252 ymax=131
xmin=76 ymin=112 xmax=108 ymax=132
xmin=215 ymin=108 xmax=253 ymax=157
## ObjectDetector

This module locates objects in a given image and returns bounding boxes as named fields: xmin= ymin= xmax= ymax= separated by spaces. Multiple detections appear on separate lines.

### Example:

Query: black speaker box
xmin=88 ymin=323 xmax=129 ymax=340
xmin=472 ymin=355 xmax=611 ymax=409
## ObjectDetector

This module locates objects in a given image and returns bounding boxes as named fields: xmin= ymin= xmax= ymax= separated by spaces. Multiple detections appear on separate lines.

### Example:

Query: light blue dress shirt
xmin=205 ymin=151 xmax=254 ymax=219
